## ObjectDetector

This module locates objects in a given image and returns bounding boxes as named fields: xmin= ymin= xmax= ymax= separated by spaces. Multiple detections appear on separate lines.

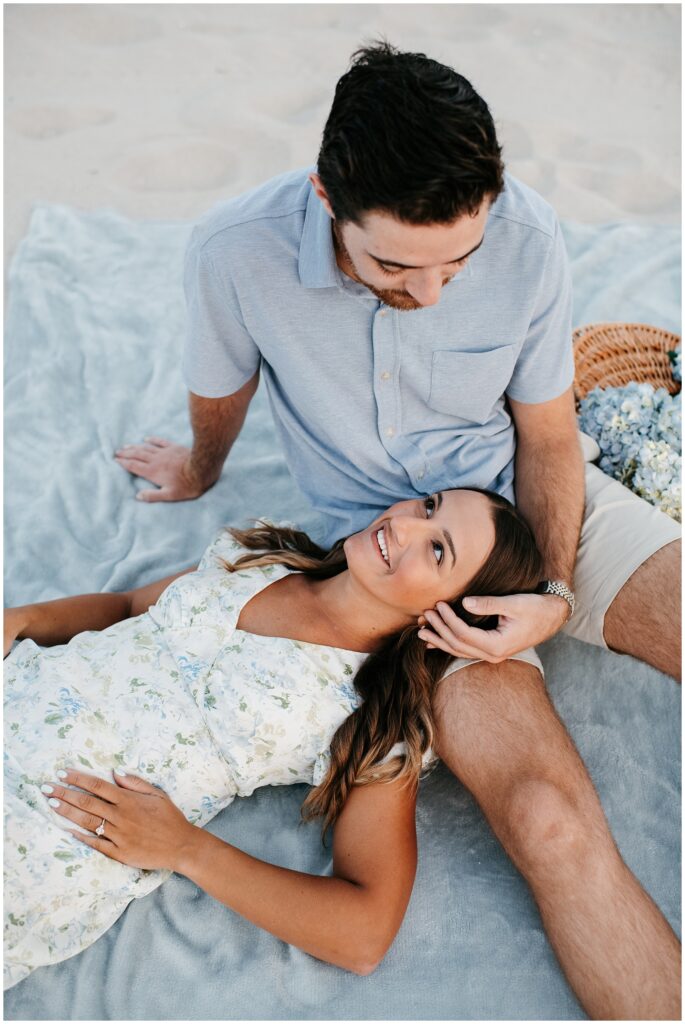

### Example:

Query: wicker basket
xmin=573 ymin=322 xmax=681 ymax=403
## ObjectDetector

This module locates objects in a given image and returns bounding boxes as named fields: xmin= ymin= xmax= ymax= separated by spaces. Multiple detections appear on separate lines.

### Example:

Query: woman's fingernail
xmin=40 ymin=784 xmax=54 ymax=794
xmin=114 ymin=768 xmax=127 ymax=776
xmin=48 ymin=798 xmax=60 ymax=808
xmin=56 ymin=770 xmax=68 ymax=779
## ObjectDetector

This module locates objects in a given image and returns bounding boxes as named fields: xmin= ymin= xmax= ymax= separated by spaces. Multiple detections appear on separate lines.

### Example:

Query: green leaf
xmin=77 ymin=755 xmax=93 ymax=768
xmin=175 ymin=733 xmax=196 ymax=746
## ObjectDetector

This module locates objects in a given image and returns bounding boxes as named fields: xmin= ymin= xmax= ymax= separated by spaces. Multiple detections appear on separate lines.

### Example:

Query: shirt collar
xmin=298 ymin=181 xmax=340 ymax=289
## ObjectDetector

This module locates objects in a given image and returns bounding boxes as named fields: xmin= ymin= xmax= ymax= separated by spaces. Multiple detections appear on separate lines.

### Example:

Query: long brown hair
xmin=223 ymin=489 xmax=542 ymax=836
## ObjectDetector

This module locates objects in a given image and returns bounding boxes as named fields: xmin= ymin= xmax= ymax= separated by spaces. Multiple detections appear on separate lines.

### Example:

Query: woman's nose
xmin=389 ymin=514 xmax=423 ymax=547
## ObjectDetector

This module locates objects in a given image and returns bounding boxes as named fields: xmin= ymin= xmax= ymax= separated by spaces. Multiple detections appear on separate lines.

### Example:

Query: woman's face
xmin=343 ymin=489 xmax=496 ymax=618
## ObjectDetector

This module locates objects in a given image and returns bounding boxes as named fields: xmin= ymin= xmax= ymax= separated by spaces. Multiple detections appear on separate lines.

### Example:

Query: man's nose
xmin=404 ymin=270 xmax=444 ymax=307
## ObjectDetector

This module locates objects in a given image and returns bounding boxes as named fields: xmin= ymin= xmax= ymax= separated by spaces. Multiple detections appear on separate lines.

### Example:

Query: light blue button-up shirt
xmin=183 ymin=168 xmax=574 ymax=545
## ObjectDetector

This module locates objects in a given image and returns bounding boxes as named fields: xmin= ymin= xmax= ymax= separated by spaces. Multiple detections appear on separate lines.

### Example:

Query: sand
xmin=3 ymin=2 xmax=681 ymax=269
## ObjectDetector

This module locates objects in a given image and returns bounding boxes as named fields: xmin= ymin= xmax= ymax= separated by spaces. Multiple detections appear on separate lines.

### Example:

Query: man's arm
xmin=418 ymin=388 xmax=584 ymax=662
xmin=114 ymin=371 xmax=260 ymax=502
xmin=510 ymin=386 xmax=584 ymax=585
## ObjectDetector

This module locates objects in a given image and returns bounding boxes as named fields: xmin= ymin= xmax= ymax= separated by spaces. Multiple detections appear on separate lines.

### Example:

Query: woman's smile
xmin=373 ymin=524 xmax=392 ymax=569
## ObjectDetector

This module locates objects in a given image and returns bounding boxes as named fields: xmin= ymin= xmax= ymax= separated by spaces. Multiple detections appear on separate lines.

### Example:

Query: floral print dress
xmin=4 ymin=528 xmax=366 ymax=990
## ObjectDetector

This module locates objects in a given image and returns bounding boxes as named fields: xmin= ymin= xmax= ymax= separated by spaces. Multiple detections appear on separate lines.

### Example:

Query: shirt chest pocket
xmin=427 ymin=346 xmax=517 ymax=424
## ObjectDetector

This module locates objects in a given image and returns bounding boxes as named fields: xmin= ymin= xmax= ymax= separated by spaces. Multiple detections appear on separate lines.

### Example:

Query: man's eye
xmin=424 ymin=496 xmax=436 ymax=517
xmin=378 ymin=265 xmax=402 ymax=276
xmin=432 ymin=541 xmax=444 ymax=565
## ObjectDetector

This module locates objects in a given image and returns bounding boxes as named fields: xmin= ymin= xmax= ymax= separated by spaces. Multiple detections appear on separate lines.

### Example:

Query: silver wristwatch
xmin=537 ymin=580 xmax=575 ymax=618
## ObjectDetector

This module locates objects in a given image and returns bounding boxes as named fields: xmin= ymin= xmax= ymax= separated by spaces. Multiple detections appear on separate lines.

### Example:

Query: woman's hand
xmin=4 ymin=607 xmax=29 ymax=658
xmin=41 ymin=768 xmax=199 ymax=872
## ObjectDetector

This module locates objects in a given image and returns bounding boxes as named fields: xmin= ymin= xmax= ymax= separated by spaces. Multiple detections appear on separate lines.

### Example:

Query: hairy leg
xmin=433 ymin=659 xmax=681 ymax=1021
xmin=603 ymin=539 xmax=681 ymax=681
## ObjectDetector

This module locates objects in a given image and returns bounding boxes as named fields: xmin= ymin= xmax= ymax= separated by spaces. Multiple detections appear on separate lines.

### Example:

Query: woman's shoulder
xmin=198 ymin=519 xmax=297 ymax=572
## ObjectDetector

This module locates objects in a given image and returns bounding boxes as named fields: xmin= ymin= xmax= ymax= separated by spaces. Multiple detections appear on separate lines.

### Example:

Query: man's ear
xmin=308 ymin=172 xmax=335 ymax=219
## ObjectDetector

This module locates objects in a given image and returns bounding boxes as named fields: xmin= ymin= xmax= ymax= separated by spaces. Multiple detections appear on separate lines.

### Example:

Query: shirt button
xmin=385 ymin=426 xmax=396 ymax=438
xmin=379 ymin=309 xmax=388 ymax=317
xmin=417 ymin=470 xmax=425 ymax=480
xmin=381 ymin=371 xmax=391 ymax=381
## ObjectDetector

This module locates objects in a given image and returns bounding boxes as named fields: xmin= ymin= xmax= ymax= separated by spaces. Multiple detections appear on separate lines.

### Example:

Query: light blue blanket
xmin=4 ymin=205 xmax=680 ymax=1020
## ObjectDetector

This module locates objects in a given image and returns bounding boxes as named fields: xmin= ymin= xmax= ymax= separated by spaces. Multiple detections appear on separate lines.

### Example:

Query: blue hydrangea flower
xmin=578 ymin=380 xmax=681 ymax=521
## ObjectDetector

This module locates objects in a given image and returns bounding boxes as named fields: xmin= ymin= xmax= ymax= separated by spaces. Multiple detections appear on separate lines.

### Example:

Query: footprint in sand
xmin=253 ymin=84 xmax=332 ymax=126
xmin=180 ymin=82 xmax=329 ymax=133
xmin=556 ymin=136 xmax=644 ymax=172
xmin=64 ymin=8 xmax=161 ymax=46
xmin=10 ymin=105 xmax=115 ymax=141
xmin=112 ymin=138 xmax=238 ymax=193
xmin=178 ymin=95 xmax=292 ymax=174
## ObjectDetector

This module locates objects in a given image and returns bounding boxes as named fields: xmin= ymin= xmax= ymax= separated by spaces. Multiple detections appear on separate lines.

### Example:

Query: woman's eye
xmin=424 ymin=496 xmax=436 ymax=517
xmin=432 ymin=541 xmax=444 ymax=565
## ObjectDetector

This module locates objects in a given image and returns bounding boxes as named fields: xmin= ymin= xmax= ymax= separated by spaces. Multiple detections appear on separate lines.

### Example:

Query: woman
xmin=4 ymin=488 xmax=541 ymax=989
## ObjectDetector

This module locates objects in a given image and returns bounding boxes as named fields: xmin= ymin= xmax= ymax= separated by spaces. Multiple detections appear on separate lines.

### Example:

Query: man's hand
xmin=418 ymin=593 xmax=571 ymax=663
xmin=114 ymin=437 xmax=212 ymax=503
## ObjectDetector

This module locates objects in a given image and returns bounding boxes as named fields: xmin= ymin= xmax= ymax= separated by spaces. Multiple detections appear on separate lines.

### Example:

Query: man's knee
xmin=504 ymin=779 xmax=605 ymax=874
xmin=432 ymin=658 xmax=548 ymax=790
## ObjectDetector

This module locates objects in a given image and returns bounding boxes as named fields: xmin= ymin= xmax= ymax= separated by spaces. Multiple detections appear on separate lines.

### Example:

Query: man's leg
xmin=603 ymin=539 xmax=681 ymax=680
xmin=433 ymin=658 xmax=681 ymax=1021
xmin=567 ymin=456 xmax=681 ymax=680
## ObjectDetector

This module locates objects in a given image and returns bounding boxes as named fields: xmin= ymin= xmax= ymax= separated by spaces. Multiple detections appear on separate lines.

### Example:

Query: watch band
xmin=537 ymin=580 xmax=575 ymax=618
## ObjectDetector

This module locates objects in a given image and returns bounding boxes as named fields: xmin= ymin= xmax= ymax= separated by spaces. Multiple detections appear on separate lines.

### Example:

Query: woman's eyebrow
xmin=434 ymin=492 xmax=457 ymax=568
xmin=368 ymin=235 xmax=485 ymax=270
xmin=442 ymin=528 xmax=457 ymax=569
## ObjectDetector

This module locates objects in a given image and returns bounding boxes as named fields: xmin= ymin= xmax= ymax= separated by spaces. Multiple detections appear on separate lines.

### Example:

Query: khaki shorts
xmin=442 ymin=432 xmax=681 ymax=679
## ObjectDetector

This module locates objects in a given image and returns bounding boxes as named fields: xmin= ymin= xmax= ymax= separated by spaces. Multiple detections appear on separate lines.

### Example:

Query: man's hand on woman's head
xmin=418 ymin=592 xmax=571 ymax=663
xmin=114 ymin=437 xmax=209 ymax=503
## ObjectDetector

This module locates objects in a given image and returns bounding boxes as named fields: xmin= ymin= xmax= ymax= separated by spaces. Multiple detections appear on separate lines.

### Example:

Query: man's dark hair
xmin=316 ymin=41 xmax=505 ymax=225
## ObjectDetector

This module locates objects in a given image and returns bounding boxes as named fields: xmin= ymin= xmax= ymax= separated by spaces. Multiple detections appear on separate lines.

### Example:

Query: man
xmin=116 ymin=43 xmax=681 ymax=1018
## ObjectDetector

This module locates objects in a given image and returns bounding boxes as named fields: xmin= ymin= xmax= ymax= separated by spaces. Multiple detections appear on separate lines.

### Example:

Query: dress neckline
xmin=232 ymin=563 xmax=371 ymax=658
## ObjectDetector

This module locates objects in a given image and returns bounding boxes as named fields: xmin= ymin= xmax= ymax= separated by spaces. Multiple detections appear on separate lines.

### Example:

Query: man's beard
xmin=332 ymin=223 xmax=436 ymax=312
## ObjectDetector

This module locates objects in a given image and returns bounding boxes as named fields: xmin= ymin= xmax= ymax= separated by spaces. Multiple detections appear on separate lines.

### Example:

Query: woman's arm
xmin=4 ymin=566 xmax=197 ymax=655
xmin=176 ymin=776 xmax=418 ymax=974
xmin=49 ymin=767 xmax=418 ymax=975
